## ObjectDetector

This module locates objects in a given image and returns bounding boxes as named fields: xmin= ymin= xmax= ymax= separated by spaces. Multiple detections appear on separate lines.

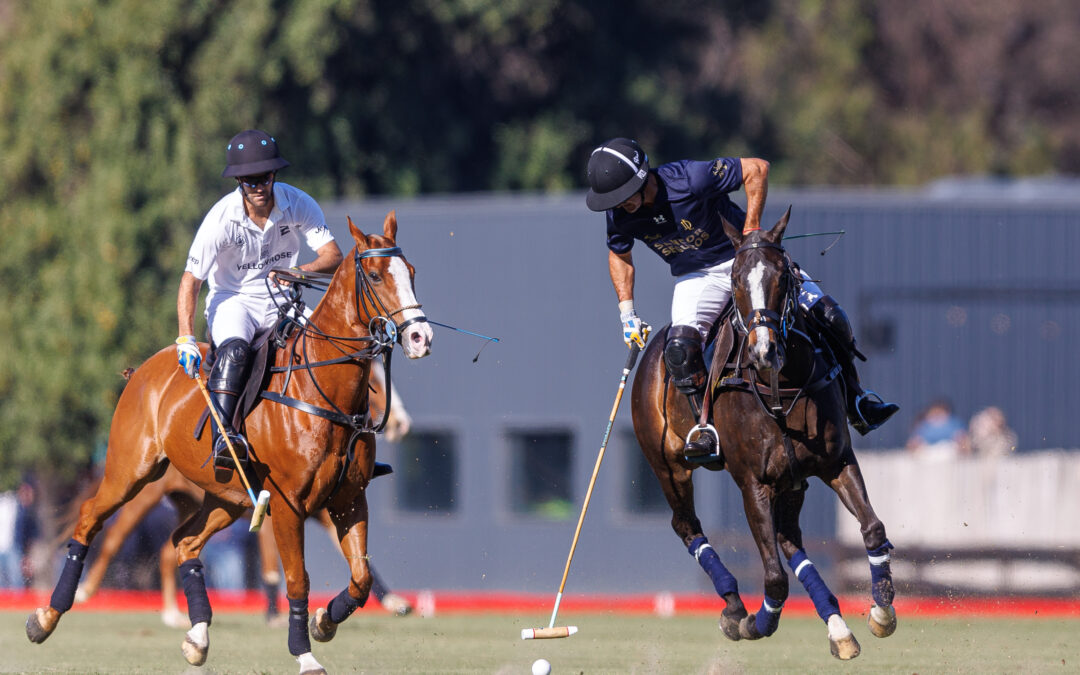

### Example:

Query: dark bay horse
xmin=71 ymin=360 xmax=415 ymax=625
xmin=630 ymin=209 xmax=896 ymax=660
xmin=27 ymin=212 xmax=433 ymax=675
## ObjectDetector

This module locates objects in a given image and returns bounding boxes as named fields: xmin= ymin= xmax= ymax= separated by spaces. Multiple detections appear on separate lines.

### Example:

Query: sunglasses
xmin=238 ymin=172 xmax=274 ymax=188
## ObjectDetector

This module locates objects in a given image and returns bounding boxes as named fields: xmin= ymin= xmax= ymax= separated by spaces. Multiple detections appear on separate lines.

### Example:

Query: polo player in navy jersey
xmin=585 ymin=138 xmax=898 ymax=462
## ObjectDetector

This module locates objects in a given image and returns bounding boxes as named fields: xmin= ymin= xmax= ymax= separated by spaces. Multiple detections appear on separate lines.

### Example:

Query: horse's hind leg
xmin=26 ymin=456 xmax=168 ymax=644
xmin=640 ymin=432 xmax=745 ymax=639
xmin=172 ymin=494 xmax=247 ymax=667
xmin=827 ymin=457 xmax=897 ymax=638
xmin=775 ymin=487 xmax=860 ymax=660
xmin=76 ymin=479 xmax=168 ymax=602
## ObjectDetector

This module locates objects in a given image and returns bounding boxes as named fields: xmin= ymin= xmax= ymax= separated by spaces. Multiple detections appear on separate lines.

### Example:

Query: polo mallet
xmin=521 ymin=324 xmax=650 ymax=640
xmin=194 ymin=374 xmax=270 ymax=532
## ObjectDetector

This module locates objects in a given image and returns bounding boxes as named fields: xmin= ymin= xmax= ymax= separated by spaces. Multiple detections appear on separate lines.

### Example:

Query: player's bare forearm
xmin=740 ymin=158 xmax=770 ymax=233
xmin=608 ymin=250 xmax=636 ymax=303
xmin=177 ymin=272 xmax=202 ymax=337
xmin=302 ymin=242 xmax=344 ymax=274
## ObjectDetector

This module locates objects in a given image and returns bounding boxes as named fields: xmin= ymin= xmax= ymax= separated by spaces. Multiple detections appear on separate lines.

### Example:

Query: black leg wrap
xmin=327 ymin=588 xmax=363 ymax=624
xmin=50 ymin=539 xmax=89 ymax=613
xmin=287 ymin=597 xmax=311 ymax=656
xmin=180 ymin=559 xmax=213 ymax=626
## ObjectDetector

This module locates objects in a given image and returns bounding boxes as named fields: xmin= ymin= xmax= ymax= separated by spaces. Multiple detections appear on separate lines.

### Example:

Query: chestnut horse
xmin=72 ymin=360 xmax=414 ymax=625
xmin=630 ymin=209 xmax=896 ymax=660
xmin=27 ymin=212 xmax=433 ymax=675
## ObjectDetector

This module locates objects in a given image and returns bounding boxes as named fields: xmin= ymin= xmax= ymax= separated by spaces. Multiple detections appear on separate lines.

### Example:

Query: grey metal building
xmin=295 ymin=184 xmax=1079 ymax=596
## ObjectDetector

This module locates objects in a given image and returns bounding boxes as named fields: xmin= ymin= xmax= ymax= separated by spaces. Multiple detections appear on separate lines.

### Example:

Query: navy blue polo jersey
xmin=606 ymin=158 xmax=748 ymax=276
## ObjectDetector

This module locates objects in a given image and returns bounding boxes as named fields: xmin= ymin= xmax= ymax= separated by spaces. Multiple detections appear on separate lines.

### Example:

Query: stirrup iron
xmin=683 ymin=424 xmax=721 ymax=463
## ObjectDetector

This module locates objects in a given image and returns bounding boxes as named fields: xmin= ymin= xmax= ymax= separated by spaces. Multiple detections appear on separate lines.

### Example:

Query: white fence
xmin=835 ymin=450 xmax=1080 ymax=594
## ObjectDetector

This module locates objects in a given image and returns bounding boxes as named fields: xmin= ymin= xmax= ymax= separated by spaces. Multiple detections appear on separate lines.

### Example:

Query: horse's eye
xmin=367 ymin=271 xmax=381 ymax=283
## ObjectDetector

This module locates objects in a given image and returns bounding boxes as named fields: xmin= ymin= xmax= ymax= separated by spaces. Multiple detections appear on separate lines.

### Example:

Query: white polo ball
xmin=532 ymin=658 xmax=552 ymax=675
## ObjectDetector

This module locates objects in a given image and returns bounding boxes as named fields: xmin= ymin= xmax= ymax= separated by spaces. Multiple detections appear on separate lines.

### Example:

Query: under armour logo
xmin=653 ymin=215 xmax=667 ymax=224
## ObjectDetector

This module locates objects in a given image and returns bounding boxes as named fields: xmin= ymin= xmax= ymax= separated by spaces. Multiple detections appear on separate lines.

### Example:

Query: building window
xmin=622 ymin=428 xmax=668 ymax=514
xmin=509 ymin=429 xmax=574 ymax=518
xmin=396 ymin=430 xmax=457 ymax=514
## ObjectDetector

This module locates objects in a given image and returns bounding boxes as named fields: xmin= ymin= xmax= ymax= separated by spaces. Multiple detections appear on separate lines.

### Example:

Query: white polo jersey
xmin=185 ymin=182 xmax=336 ymax=304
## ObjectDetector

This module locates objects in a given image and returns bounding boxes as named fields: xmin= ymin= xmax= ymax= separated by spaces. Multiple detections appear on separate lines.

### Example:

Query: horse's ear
xmin=383 ymin=210 xmax=398 ymax=242
xmin=765 ymin=206 xmax=792 ymax=243
xmin=721 ymin=216 xmax=743 ymax=248
xmin=348 ymin=216 xmax=370 ymax=253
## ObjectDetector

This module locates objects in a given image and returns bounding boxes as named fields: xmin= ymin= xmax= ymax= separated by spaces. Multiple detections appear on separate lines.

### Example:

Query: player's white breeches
xmin=207 ymin=292 xmax=281 ymax=346
xmin=671 ymin=261 xmax=824 ymax=343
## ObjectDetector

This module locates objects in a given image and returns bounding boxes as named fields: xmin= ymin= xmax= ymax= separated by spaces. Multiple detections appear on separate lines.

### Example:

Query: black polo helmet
xmin=585 ymin=137 xmax=649 ymax=211
xmin=221 ymin=129 xmax=290 ymax=177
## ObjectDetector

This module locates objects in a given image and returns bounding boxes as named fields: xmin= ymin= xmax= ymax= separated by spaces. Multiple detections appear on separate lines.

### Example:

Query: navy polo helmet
xmin=222 ymin=129 xmax=290 ymax=177
xmin=585 ymin=138 xmax=649 ymax=211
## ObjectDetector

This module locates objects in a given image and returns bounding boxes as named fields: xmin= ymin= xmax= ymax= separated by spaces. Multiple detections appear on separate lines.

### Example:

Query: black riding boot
xmin=208 ymin=338 xmax=252 ymax=471
xmin=812 ymin=296 xmax=899 ymax=435
xmin=664 ymin=325 xmax=718 ymax=461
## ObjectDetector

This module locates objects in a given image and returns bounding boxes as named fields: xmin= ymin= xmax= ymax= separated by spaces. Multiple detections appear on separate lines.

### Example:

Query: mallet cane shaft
xmin=194 ymin=373 xmax=270 ymax=532
xmin=522 ymin=326 xmax=649 ymax=640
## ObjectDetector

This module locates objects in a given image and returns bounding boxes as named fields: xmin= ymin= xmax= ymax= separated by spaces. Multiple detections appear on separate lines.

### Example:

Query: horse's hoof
xmin=738 ymin=615 xmax=764 ymax=641
xmin=719 ymin=606 xmax=746 ymax=641
xmin=381 ymin=592 xmax=413 ymax=616
xmin=181 ymin=622 xmax=209 ymax=666
xmin=25 ymin=607 xmax=58 ymax=644
xmin=309 ymin=607 xmax=338 ymax=643
xmin=868 ymin=604 xmax=897 ymax=638
xmin=298 ymin=651 xmax=328 ymax=675
xmin=829 ymin=633 xmax=861 ymax=660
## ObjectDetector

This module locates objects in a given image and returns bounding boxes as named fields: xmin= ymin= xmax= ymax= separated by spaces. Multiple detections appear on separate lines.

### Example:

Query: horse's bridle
xmin=262 ymin=245 xmax=428 ymax=438
xmin=354 ymin=246 xmax=428 ymax=348
xmin=731 ymin=241 xmax=800 ymax=349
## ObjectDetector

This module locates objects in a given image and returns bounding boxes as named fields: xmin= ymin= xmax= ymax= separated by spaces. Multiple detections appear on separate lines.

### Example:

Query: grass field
xmin=2 ymin=610 xmax=1078 ymax=674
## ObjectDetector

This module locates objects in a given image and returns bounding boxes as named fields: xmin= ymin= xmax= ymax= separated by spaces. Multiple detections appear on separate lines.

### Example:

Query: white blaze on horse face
xmin=747 ymin=260 xmax=774 ymax=362
xmin=387 ymin=257 xmax=432 ymax=359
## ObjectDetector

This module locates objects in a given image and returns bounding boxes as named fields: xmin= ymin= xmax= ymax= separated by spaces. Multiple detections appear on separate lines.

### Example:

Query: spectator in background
xmin=0 ymin=479 xmax=40 ymax=588
xmin=969 ymin=406 xmax=1017 ymax=458
xmin=906 ymin=398 xmax=971 ymax=459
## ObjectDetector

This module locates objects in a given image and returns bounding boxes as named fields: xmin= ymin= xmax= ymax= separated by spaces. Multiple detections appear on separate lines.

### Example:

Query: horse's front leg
xmin=827 ymin=456 xmax=897 ymax=638
xmin=775 ymin=487 xmax=860 ymax=660
xmin=738 ymin=480 xmax=788 ymax=640
xmin=311 ymin=491 xmax=372 ymax=643
xmin=269 ymin=500 xmax=326 ymax=675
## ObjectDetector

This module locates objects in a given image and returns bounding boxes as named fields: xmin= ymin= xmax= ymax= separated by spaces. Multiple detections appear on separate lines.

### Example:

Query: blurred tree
xmin=1 ymin=0 xmax=1077 ymax=496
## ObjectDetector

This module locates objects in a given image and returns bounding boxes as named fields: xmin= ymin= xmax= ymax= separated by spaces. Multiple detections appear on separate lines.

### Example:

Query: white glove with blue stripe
xmin=175 ymin=335 xmax=201 ymax=378
xmin=619 ymin=302 xmax=645 ymax=349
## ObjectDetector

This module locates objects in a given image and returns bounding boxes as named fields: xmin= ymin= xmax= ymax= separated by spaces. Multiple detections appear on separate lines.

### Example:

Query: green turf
xmin=2 ymin=611 xmax=1078 ymax=674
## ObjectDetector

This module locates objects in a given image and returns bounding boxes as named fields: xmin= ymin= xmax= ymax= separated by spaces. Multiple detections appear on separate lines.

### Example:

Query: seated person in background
xmin=968 ymin=406 xmax=1017 ymax=458
xmin=906 ymin=398 xmax=970 ymax=458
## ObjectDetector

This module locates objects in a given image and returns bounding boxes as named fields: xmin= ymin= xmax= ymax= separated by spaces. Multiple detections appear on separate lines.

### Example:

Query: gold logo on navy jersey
xmin=712 ymin=159 xmax=726 ymax=177
xmin=680 ymin=219 xmax=693 ymax=231
xmin=644 ymin=233 xmax=661 ymax=242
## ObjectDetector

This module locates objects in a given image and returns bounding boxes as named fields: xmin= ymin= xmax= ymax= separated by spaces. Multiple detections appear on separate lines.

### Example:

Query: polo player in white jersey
xmin=175 ymin=129 xmax=344 ymax=473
